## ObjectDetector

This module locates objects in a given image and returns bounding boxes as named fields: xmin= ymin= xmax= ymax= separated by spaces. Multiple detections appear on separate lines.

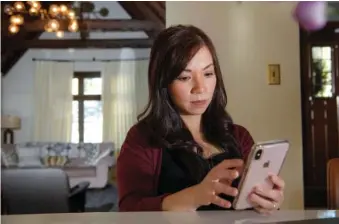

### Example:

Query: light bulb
xmin=14 ymin=2 xmax=25 ymax=11
xmin=44 ymin=23 xmax=53 ymax=32
xmin=9 ymin=24 xmax=19 ymax=34
xmin=29 ymin=7 xmax=38 ymax=15
xmin=49 ymin=4 xmax=59 ymax=16
xmin=10 ymin=15 xmax=24 ymax=25
xmin=47 ymin=19 xmax=60 ymax=31
xmin=4 ymin=5 xmax=13 ymax=15
xmin=60 ymin=4 xmax=68 ymax=14
xmin=32 ymin=1 xmax=41 ymax=10
xmin=68 ymin=10 xmax=75 ymax=19
xmin=56 ymin=31 xmax=64 ymax=38
xmin=68 ymin=20 xmax=78 ymax=32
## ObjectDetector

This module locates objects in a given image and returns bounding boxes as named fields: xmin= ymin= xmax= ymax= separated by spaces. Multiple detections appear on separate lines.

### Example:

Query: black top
xmin=157 ymin=148 xmax=242 ymax=210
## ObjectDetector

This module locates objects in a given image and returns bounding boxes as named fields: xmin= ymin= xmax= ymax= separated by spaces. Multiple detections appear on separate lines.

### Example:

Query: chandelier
xmin=3 ymin=1 xmax=79 ymax=38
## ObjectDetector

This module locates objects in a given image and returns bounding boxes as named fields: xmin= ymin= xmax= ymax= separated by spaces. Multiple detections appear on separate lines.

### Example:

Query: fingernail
xmin=222 ymin=201 xmax=231 ymax=208
xmin=234 ymin=171 xmax=239 ymax=178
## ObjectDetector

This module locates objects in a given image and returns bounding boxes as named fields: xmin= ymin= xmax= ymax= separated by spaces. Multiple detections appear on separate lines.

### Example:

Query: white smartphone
xmin=232 ymin=139 xmax=289 ymax=210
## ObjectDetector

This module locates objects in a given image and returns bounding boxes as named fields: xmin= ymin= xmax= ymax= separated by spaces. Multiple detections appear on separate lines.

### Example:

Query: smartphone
xmin=232 ymin=139 xmax=289 ymax=210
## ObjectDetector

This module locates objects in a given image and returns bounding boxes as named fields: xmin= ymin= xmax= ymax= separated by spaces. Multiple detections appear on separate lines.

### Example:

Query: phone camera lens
xmin=255 ymin=149 xmax=262 ymax=160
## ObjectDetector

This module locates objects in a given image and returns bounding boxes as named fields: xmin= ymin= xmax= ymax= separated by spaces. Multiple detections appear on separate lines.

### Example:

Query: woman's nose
xmin=191 ymin=75 xmax=206 ymax=94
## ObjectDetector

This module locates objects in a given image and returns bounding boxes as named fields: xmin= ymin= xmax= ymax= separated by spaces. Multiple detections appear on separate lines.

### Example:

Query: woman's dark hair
xmin=138 ymin=25 xmax=241 ymax=183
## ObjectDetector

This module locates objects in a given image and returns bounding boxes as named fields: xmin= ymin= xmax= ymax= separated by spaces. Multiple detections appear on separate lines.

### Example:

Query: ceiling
xmin=3 ymin=2 xmax=337 ymax=76
xmin=1 ymin=1 xmax=166 ymax=76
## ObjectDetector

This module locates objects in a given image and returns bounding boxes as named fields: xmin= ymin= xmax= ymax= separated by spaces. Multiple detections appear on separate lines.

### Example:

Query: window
xmin=311 ymin=46 xmax=335 ymax=98
xmin=72 ymin=72 xmax=103 ymax=143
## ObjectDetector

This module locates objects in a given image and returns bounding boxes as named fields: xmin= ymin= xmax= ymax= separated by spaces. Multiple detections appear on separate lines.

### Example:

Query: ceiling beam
xmin=144 ymin=2 xmax=165 ymax=24
xmin=8 ymin=39 xmax=154 ymax=50
xmin=119 ymin=2 xmax=164 ymax=26
xmin=1 ymin=31 xmax=42 ymax=75
xmin=79 ymin=2 xmax=89 ymax=40
xmin=159 ymin=1 xmax=165 ymax=10
xmin=118 ymin=1 xmax=165 ymax=39
xmin=1 ymin=19 xmax=163 ymax=34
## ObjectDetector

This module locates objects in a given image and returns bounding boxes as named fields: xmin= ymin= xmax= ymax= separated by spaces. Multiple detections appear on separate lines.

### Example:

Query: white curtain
xmin=135 ymin=60 xmax=150 ymax=115
xmin=33 ymin=61 xmax=74 ymax=142
xmin=102 ymin=59 xmax=149 ymax=151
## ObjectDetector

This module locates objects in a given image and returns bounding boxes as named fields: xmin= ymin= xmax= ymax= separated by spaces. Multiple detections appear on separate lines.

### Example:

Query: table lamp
xmin=1 ymin=115 xmax=21 ymax=144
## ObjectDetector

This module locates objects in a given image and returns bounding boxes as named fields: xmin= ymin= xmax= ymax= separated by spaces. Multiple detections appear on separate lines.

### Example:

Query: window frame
xmin=73 ymin=71 xmax=101 ymax=143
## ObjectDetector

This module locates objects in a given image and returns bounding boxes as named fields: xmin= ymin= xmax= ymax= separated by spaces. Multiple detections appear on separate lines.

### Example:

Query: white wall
xmin=1 ymin=1 xmax=150 ymax=143
xmin=167 ymin=2 xmax=304 ymax=209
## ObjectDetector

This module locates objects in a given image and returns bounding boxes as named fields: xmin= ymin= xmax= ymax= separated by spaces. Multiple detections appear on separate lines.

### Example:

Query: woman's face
xmin=169 ymin=46 xmax=217 ymax=116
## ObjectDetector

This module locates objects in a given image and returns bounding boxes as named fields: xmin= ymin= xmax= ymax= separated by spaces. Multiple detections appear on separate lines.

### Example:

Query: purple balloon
xmin=293 ymin=1 xmax=328 ymax=31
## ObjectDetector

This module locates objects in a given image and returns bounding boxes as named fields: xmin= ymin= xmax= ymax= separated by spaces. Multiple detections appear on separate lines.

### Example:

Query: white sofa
xmin=1 ymin=142 xmax=115 ymax=189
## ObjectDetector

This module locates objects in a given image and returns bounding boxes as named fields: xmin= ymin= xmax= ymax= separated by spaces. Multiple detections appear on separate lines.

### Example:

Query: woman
xmin=117 ymin=25 xmax=285 ymax=213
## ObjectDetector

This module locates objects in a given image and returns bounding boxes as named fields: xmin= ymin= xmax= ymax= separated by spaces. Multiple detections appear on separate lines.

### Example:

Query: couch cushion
xmin=16 ymin=146 xmax=42 ymax=167
xmin=1 ymin=144 xmax=18 ymax=167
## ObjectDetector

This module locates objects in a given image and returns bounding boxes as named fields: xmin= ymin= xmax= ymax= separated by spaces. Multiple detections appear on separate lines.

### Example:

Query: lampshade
xmin=1 ymin=115 xmax=21 ymax=129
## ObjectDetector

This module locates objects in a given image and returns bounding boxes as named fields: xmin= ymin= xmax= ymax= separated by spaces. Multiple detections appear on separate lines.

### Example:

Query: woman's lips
xmin=191 ymin=100 xmax=208 ymax=107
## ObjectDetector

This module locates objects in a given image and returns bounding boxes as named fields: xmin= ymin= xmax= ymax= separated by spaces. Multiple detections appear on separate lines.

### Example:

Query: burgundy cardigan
xmin=117 ymin=124 xmax=255 ymax=212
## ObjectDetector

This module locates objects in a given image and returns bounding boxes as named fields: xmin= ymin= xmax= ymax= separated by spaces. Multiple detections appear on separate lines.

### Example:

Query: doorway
xmin=300 ymin=22 xmax=339 ymax=208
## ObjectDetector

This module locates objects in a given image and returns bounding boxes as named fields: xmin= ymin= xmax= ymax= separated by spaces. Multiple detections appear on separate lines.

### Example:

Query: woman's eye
xmin=177 ymin=76 xmax=190 ymax=81
xmin=205 ymin=72 xmax=214 ymax=77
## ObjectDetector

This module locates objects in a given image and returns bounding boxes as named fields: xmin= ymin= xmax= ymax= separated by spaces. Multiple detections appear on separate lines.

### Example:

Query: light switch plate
xmin=268 ymin=64 xmax=281 ymax=85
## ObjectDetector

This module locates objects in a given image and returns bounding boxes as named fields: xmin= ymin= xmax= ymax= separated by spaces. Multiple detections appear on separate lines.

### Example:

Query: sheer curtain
xmin=33 ymin=61 xmax=74 ymax=142
xmin=102 ymin=59 xmax=149 ymax=152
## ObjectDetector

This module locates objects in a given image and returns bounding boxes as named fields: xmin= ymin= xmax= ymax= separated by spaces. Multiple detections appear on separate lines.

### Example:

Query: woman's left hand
xmin=247 ymin=174 xmax=285 ymax=215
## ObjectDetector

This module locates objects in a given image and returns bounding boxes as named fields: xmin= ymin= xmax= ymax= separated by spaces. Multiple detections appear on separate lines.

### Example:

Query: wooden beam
xmin=118 ymin=2 xmax=165 ymax=39
xmin=2 ymin=31 xmax=42 ymax=75
xmin=144 ymin=2 xmax=165 ymax=24
xmin=119 ymin=2 xmax=164 ymax=26
xmin=8 ymin=39 xmax=154 ymax=50
xmin=159 ymin=1 xmax=165 ymax=10
xmin=2 ymin=50 xmax=26 ymax=75
xmin=79 ymin=2 xmax=89 ymax=40
xmin=1 ymin=19 xmax=163 ymax=33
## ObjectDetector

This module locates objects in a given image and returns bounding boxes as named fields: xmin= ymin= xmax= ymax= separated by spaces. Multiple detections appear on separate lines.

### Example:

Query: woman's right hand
xmin=192 ymin=159 xmax=244 ymax=209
